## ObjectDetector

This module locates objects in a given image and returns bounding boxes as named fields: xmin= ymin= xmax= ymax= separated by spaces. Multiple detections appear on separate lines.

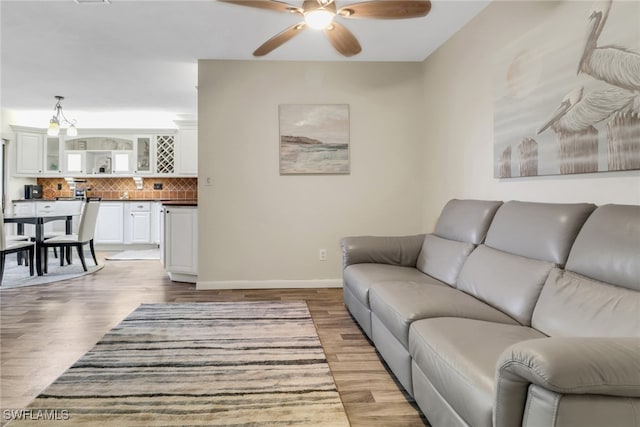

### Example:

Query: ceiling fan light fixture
xmin=304 ymin=9 xmax=335 ymax=30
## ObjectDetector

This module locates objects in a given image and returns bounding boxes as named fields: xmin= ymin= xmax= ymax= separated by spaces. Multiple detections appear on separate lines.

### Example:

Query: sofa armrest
xmin=494 ymin=337 xmax=640 ymax=427
xmin=340 ymin=234 xmax=425 ymax=269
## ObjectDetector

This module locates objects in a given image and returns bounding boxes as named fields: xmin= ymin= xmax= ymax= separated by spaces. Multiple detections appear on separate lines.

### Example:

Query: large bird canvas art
xmin=493 ymin=0 xmax=639 ymax=178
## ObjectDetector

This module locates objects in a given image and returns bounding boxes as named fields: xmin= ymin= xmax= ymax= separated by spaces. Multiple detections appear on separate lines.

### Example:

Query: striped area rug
xmin=14 ymin=302 xmax=350 ymax=426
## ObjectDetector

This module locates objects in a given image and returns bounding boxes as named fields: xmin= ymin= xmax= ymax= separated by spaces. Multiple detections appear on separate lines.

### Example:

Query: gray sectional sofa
xmin=341 ymin=199 xmax=640 ymax=427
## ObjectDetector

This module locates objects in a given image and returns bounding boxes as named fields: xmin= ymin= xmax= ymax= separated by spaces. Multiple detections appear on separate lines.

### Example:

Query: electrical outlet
xmin=319 ymin=249 xmax=327 ymax=261
xmin=153 ymin=183 xmax=163 ymax=190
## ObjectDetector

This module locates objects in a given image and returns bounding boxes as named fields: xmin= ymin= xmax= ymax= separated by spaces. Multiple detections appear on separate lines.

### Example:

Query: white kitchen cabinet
xmin=53 ymin=200 xmax=83 ymax=234
xmin=16 ymin=131 xmax=44 ymax=175
xmin=151 ymin=202 xmax=161 ymax=244
xmin=175 ymin=121 xmax=197 ymax=176
xmin=10 ymin=202 xmax=36 ymax=235
xmin=64 ymin=151 xmax=86 ymax=174
xmin=45 ymin=136 xmax=63 ymax=174
xmin=9 ymin=200 xmax=83 ymax=236
xmin=11 ymin=126 xmax=190 ymax=177
xmin=112 ymin=151 xmax=133 ymax=174
xmin=124 ymin=202 xmax=151 ymax=244
xmin=163 ymin=206 xmax=197 ymax=282
xmin=35 ymin=201 xmax=57 ymax=235
xmin=134 ymin=136 xmax=153 ymax=174
xmin=95 ymin=202 xmax=124 ymax=244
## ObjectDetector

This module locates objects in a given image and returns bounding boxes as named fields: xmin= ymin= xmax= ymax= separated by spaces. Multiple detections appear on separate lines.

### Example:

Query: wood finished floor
xmin=0 ymin=254 xmax=429 ymax=426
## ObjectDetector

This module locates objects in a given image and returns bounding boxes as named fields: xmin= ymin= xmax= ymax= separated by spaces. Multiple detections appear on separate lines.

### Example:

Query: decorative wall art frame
xmin=279 ymin=104 xmax=350 ymax=175
xmin=493 ymin=0 xmax=639 ymax=178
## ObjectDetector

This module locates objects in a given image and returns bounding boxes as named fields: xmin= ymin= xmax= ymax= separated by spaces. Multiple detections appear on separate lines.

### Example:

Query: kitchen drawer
xmin=127 ymin=202 xmax=151 ymax=212
xmin=35 ymin=202 xmax=56 ymax=215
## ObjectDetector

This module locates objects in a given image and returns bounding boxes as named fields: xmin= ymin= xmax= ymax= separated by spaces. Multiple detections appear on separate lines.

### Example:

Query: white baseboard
xmin=196 ymin=278 xmax=343 ymax=290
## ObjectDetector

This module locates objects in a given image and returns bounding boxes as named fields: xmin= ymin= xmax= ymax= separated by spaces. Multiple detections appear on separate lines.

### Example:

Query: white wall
xmin=1 ymin=109 xmax=36 ymax=211
xmin=420 ymin=1 xmax=640 ymax=229
xmin=197 ymin=60 xmax=426 ymax=287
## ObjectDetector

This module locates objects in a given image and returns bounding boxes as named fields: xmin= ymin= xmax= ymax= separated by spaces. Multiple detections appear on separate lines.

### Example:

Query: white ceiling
xmin=1 ymin=0 xmax=489 ymax=124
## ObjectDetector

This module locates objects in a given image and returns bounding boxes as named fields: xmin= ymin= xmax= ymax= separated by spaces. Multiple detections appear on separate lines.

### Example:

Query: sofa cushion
xmin=532 ymin=269 xmax=640 ymax=337
xmin=343 ymin=263 xmax=443 ymax=308
xmin=415 ymin=234 xmax=475 ymax=286
xmin=565 ymin=204 xmax=640 ymax=291
xmin=369 ymin=282 xmax=518 ymax=348
xmin=457 ymin=245 xmax=555 ymax=325
xmin=409 ymin=318 xmax=545 ymax=427
xmin=485 ymin=201 xmax=596 ymax=266
xmin=434 ymin=199 xmax=502 ymax=244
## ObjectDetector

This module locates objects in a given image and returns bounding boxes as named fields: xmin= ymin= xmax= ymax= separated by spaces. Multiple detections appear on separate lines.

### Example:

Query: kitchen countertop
xmin=13 ymin=198 xmax=197 ymax=204
xmin=161 ymin=200 xmax=198 ymax=207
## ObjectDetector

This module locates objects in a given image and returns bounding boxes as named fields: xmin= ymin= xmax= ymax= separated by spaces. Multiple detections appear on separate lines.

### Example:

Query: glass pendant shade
xmin=48 ymin=119 xmax=60 ymax=136
xmin=46 ymin=96 xmax=78 ymax=136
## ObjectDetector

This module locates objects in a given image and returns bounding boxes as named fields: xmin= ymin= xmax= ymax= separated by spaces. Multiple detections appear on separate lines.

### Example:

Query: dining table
xmin=3 ymin=213 xmax=75 ymax=276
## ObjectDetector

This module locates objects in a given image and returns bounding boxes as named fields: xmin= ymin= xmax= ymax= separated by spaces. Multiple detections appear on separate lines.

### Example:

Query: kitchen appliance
xmin=24 ymin=184 xmax=43 ymax=199
xmin=73 ymin=180 xmax=87 ymax=199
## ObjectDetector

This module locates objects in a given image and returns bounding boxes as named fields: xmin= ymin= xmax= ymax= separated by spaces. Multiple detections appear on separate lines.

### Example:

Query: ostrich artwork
xmin=537 ymin=86 xmax=636 ymax=174
xmin=577 ymin=0 xmax=640 ymax=170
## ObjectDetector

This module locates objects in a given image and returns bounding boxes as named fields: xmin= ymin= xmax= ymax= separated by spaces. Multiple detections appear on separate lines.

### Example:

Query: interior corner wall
xmin=1 ymin=109 xmax=36 ymax=210
xmin=419 ymin=1 xmax=640 ymax=229
xmin=197 ymin=60 xmax=425 ymax=286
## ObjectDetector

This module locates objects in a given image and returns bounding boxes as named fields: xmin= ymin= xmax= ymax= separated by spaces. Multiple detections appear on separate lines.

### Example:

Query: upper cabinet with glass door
xmin=11 ymin=127 xmax=191 ymax=177
xmin=134 ymin=137 xmax=153 ymax=174
xmin=64 ymin=136 xmax=134 ymax=175
xmin=45 ymin=136 xmax=62 ymax=174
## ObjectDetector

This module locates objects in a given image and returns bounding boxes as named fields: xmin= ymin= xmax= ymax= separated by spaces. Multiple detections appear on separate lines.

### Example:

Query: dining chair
xmin=42 ymin=199 xmax=101 ymax=273
xmin=1 ymin=211 xmax=35 ymax=285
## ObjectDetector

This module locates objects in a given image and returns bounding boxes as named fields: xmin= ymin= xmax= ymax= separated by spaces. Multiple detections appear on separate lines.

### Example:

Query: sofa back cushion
xmin=485 ymin=201 xmax=596 ymax=266
xmin=416 ymin=234 xmax=475 ymax=286
xmin=434 ymin=199 xmax=502 ymax=245
xmin=532 ymin=269 xmax=640 ymax=337
xmin=564 ymin=204 xmax=640 ymax=290
xmin=457 ymin=246 xmax=554 ymax=325
xmin=455 ymin=201 xmax=595 ymax=326
xmin=415 ymin=199 xmax=502 ymax=286
xmin=532 ymin=204 xmax=640 ymax=337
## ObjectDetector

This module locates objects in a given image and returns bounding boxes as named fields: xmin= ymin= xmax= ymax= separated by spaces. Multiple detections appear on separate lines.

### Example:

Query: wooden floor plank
xmin=0 ymin=255 xmax=429 ymax=426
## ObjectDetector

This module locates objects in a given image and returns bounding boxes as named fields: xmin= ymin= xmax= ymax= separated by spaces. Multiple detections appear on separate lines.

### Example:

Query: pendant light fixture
xmin=47 ymin=96 xmax=78 ymax=137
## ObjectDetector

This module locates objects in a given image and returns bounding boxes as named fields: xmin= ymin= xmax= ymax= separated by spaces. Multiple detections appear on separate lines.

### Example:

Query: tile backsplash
xmin=37 ymin=177 xmax=198 ymax=200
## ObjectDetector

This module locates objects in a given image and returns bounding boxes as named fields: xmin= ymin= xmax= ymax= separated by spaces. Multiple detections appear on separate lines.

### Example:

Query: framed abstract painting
xmin=279 ymin=104 xmax=350 ymax=175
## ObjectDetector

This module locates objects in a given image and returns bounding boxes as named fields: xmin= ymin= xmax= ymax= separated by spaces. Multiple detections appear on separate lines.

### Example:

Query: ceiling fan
xmin=218 ymin=0 xmax=432 ymax=57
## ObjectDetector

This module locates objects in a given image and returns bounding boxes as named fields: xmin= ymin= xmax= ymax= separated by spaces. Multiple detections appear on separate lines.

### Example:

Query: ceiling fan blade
xmin=253 ymin=23 xmax=306 ymax=56
xmin=338 ymin=0 xmax=431 ymax=19
xmin=218 ymin=0 xmax=302 ymax=15
xmin=324 ymin=22 xmax=361 ymax=57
